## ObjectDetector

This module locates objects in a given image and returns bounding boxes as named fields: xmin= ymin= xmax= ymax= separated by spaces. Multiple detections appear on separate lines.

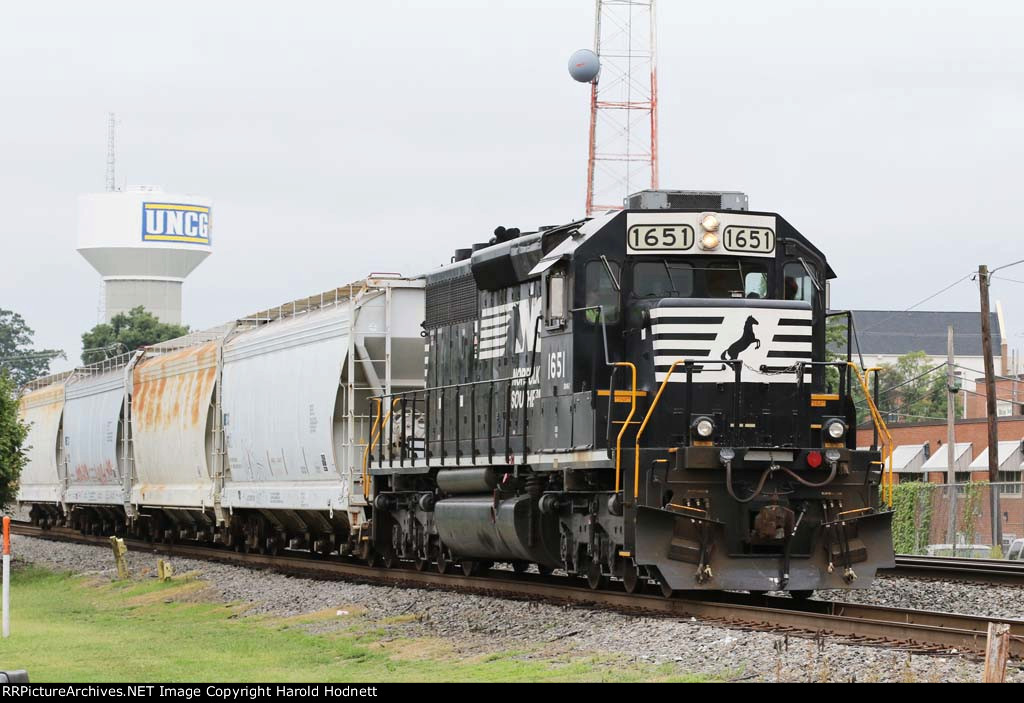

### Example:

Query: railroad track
xmin=889 ymin=555 xmax=1024 ymax=586
xmin=12 ymin=523 xmax=1024 ymax=659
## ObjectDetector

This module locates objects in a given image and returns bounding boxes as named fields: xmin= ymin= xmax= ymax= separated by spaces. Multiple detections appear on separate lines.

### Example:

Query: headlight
xmin=693 ymin=416 xmax=715 ymax=438
xmin=824 ymin=419 xmax=846 ymax=440
xmin=825 ymin=449 xmax=841 ymax=464
xmin=700 ymin=214 xmax=720 ymax=232
xmin=699 ymin=231 xmax=720 ymax=250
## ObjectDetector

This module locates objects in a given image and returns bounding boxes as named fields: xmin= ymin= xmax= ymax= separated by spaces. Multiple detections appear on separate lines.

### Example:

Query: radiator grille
xmin=425 ymin=274 xmax=479 ymax=328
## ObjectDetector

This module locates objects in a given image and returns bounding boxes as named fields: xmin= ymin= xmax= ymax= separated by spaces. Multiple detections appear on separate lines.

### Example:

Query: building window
xmin=900 ymin=473 xmax=922 ymax=483
xmin=955 ymin=471 xmax=972 ymax=484
xmin=998 ymin=470 xmax=1022 ymax=497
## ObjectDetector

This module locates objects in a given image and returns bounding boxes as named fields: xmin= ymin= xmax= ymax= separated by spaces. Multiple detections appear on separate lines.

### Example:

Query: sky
xmin=1 ymin=0 xmax=1022 ymax=373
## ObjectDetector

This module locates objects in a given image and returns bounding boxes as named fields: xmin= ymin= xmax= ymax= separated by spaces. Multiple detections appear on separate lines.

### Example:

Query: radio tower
xmin=585 ymin=0 xmax=659 ymax=216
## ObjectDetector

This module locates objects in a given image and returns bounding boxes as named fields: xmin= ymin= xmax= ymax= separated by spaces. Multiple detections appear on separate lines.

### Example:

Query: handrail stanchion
xmin=612 ymin=362 xmax=638 ymax=496
xmin=633 ymin=360 xmax=684 ymax=499
xmin=361 ymin=398 xmax=383 ymax=501
xmin=850 ymin=363 xmax=894 ymax=507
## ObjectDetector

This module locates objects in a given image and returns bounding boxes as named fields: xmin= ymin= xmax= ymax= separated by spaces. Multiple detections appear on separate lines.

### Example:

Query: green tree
xmin=867 ymin=350 xmax=961 ymax=423
xmin=0 ymin=309 xmax=65 ymax=387
xmin=825 ymin=315 xmax=850 ymax=393
xmin=0 ymin=370 xmax=29 ymax=508
xmin=81 ymin=307 xmax=189 ymax=364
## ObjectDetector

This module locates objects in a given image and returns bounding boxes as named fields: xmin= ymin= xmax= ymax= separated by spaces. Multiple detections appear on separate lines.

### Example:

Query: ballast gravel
xmin=13 ymin=535 xmax=1024 ymax=683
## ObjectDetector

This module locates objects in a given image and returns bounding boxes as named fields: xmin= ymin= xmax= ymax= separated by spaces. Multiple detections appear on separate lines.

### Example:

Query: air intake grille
xmin=425 ymin=274 xmax=479 ymax=329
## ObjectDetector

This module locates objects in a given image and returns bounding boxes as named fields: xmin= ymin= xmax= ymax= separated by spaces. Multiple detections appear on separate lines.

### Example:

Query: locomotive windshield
xmin=631 ymin=259 xmax=769 ymax=299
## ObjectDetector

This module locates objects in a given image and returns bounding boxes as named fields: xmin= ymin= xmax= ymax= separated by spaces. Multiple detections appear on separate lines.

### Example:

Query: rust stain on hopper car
xmin=133 ymin=342 xmax=218 ymax=432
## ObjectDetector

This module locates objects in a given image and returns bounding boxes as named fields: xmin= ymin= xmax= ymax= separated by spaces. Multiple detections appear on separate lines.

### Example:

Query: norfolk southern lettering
xmin=141 ymin=202 xmax=211 ymax=245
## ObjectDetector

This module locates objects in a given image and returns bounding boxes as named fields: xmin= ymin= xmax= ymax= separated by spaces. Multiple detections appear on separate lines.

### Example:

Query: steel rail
xmin=12 ymin=523 xmax=1024 ymax=658
xmin=889 ymin=555 xmax=1024 ymax=587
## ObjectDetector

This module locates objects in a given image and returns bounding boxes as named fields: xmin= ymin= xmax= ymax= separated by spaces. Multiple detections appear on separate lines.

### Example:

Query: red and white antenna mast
xmin=584 ymin=0 xmax=659 ymax=216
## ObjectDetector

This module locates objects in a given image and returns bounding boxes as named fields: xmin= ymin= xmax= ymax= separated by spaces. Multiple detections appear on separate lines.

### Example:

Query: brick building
xmin=856 ymin=417 xmax=1024 ymax=547
xmin=965 ymin=374 xmax=1024 ymax=419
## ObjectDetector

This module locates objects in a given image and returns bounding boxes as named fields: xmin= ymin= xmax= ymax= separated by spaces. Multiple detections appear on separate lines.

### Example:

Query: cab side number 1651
xmin=548 ymin=351 xmax=565 ymax=380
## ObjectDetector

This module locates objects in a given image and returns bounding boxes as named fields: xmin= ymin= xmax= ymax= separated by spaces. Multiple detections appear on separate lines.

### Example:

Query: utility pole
xmin=946 ymin=326 xmax=958 ymax=547
xmin=979 ymin=264 xmax=1002 ymax=549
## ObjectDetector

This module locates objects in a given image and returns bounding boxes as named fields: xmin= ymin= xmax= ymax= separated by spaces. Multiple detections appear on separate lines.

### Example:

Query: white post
xmin=3 ymin=515 xmax=10 ymax=638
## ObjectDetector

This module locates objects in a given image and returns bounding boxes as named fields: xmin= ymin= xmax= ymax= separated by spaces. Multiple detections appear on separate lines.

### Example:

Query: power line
xmin=959 ymin=387 xmax=1024 ymax=408
xmin=856 ymin=275 xmax=973 ymax=333
xmin=953 ymin=363 xmax=1021 ymax=385
xmin=991 ymin=258 xmax=1024 ymax=275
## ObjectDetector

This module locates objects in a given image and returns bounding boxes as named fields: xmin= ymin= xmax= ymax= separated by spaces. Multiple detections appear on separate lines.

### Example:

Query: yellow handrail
xmin=612 ymin=362 xmax=638 ymax=494
xmin=361 ymin=397 xmax=399 ymax=501
xmin=633 ymin=360 xmax=686 ymax=498
xmin=848 ymin=363 xmax=895 ymax=507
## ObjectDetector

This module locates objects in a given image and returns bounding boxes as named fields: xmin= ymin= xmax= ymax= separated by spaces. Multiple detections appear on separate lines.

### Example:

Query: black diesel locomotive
xmin=366 ymin=189 xmax=895 ymax=595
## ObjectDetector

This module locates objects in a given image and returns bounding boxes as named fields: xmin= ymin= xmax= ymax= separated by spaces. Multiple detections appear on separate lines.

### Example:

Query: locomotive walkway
xmin=12 ymin=522 xmax=1024 ymax=659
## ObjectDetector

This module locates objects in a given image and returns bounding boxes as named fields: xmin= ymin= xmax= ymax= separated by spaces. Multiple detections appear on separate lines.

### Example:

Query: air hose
xmin=724 ymin=459 xmax=838 ymax=503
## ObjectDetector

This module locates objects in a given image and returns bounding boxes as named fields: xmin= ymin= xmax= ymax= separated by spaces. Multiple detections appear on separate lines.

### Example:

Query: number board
xmin=627 ymin=224 xmax=694 ymax=252
xmin=625 ymin=213 xmax=777 ymax=258
xmin=723 ymin=226 xmax=774 ymax=254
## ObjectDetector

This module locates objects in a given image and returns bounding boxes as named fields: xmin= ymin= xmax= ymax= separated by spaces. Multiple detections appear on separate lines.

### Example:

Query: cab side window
xmin=585 ymin=260 xmax=621 ymax=324
xmin=783 ymin=262 xmax=816 ymax=303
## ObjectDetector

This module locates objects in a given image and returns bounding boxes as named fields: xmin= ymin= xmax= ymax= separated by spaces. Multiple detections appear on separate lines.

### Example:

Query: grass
xmin=0 ymin=566 xmax=714 ymax=683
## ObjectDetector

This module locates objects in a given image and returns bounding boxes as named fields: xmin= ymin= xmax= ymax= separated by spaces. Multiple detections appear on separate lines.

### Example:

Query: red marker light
xmin=806 ymin=451 xmax=823 ymax=469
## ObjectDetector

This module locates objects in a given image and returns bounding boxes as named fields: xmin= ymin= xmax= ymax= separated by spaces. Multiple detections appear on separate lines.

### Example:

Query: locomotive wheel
xmin=790 ymin=590 xmax=814 ymax=600
xmin=511 ymin=560 xmax=530 ymax=574
xmin=585 ymin=560 xmax=607 ymax=591
xmin=622 ymin=561 xmax=642 ymax=594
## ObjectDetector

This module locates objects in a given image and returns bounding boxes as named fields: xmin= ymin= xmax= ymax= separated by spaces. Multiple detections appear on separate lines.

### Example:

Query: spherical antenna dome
xmin=568 ymin=49 xmax=600 ymax=83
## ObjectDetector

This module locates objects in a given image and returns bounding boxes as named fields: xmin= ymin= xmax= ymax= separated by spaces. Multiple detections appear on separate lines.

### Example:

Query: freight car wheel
xmin=413 ymin=556 xmax=429 ymax=572
xmin=537 ymin=565 xmax=553 ymax=577
xmin=511 ymin=560 xmax=530 ymax=574
xmin=461 ymin=559 xmax=481 ymax=577
xmin=790 ymin=590 xmax=814 ymax=600
xmin=381 ymin=549 xmax=398 ymax=569
xmin=436 ymin=549 xmax=454 ymax=575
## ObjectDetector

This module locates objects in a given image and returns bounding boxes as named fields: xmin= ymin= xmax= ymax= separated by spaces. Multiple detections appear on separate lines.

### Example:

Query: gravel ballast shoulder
xmin=12 ymin=535 xmax=1023 ymax=683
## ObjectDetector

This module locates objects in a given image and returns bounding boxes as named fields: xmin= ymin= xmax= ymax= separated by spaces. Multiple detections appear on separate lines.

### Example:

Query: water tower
xmin=77 ymin=185 xmax=212 ymax=325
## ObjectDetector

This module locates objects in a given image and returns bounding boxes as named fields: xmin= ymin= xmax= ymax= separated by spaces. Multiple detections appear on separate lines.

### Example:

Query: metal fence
xmin=891 ymin=481 xmax=1024 ymax=557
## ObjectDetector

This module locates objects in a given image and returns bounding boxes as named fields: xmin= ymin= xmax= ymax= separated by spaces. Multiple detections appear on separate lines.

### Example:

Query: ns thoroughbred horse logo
xmin=721 ymin=316 xmax=761 ymax=360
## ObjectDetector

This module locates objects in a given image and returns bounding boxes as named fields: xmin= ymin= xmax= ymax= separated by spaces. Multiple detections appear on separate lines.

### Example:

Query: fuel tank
xmin=433 ymin=495 xmax=562 ymax=567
